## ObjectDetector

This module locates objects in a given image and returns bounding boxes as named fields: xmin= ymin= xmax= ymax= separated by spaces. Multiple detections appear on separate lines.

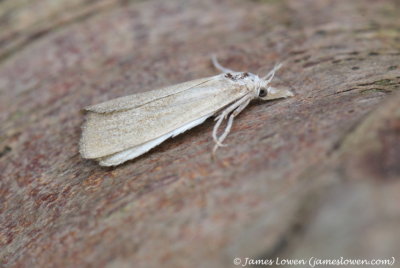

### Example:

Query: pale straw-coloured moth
xmin=80 ymin=56 xmax=293 ymax=166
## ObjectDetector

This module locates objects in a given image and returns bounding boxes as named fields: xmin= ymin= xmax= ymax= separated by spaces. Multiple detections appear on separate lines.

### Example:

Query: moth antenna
xmin=211 ymin=54 xmax=236 ymax=73
xmin=262 ymin=63 xmax=283 ymax=82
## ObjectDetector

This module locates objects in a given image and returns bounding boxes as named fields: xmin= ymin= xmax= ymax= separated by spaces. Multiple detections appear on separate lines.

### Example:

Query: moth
xmin=80 ymin=56 xmax=293 ymax=166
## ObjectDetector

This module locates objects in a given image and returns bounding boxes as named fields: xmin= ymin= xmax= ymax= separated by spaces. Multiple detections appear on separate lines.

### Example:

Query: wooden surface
xmin=1 ymin=0 xmax=399 ymax=267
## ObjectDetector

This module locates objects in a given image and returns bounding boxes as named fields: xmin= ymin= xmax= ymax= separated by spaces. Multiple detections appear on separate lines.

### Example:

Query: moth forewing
xmin=79 ymin=74 xmax=249 ymax=160
xmin=97 ymin=114 xmax=212 ymax=166
xmin=85 ymin=76 xmax=219 ymax=114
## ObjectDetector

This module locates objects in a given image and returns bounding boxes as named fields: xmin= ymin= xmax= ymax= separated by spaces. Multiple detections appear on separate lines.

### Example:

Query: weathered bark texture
xmin=1 ymin=0 xmax=399 ymax=267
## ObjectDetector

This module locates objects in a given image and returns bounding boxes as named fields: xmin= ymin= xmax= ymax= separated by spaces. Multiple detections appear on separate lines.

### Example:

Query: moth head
xmin=258 ymin=86 xmax=294 ymax=100
xmin=257 ymin=63 xmax=294 ymax=100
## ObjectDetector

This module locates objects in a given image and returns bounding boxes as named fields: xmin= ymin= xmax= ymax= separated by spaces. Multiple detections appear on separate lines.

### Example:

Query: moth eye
xmin=259 ymin=89 xmax=267 ymax=97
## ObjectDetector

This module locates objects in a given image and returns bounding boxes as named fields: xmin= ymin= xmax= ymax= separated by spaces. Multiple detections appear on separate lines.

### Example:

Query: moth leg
xmin=213 ymin=96 xmax=252 ymax=154
xmin=214 ymin=94 xmax=250 ymax=122
xmin=212 ymin=115 xmax=227 ymax=148
xmin=215 ymin=98 xmax=251 ymax=145
xmin=212 ymin=95 xmax=250 ymax=146
xmin=211 ymin=55 xmax=237 ymax=73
